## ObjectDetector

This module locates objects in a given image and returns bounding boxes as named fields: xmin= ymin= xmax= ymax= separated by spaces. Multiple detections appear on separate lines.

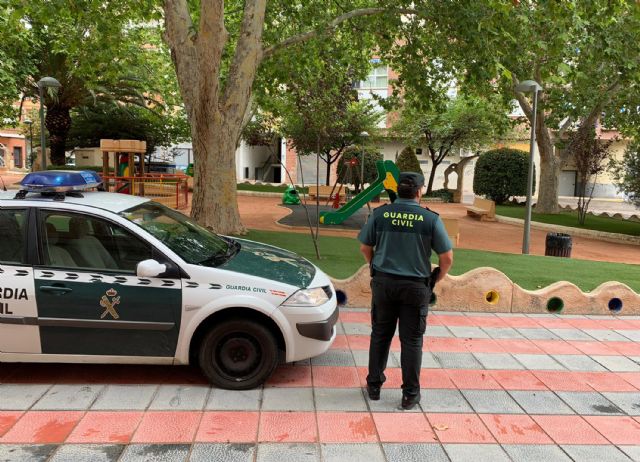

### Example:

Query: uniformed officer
xmin=358 ymin=172 xmax=453 ymax=410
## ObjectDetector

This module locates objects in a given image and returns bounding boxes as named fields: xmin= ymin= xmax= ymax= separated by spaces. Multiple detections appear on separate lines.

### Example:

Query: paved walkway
xmin=1 ymin=310 xmax=640 ymax=461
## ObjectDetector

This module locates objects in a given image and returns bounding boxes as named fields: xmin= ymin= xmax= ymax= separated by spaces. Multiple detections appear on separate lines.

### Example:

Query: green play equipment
xmin=282 ymin=185 xmax=301 ymax=205
xmin=319 ymin=160 xmax=399 ymax=225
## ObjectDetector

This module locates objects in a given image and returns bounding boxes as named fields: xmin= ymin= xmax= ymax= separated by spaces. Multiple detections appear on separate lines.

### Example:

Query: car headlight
xmin=281 ymin=287 xmax=331 ymax=307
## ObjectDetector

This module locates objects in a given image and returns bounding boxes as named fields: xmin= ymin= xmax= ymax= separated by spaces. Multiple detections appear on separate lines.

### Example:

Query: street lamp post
xmin=37 ymin=77 xmax=62 ymax=169
xmin=24 ymin=119 xmax=33 ymax=170
xmin=515 ymin=79 xmax=543 ymax=255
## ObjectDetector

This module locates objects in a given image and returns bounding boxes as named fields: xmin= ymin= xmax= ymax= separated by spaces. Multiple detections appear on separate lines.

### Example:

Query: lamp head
xmin=515 ymin=79 xmax=543 ymax=93
xmin=37 ymin=76 xmax=62 ymax=88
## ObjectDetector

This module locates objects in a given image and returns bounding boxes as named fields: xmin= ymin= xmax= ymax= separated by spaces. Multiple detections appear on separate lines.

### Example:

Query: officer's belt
xmin=373 ymin=270 xmax=428 ymax=284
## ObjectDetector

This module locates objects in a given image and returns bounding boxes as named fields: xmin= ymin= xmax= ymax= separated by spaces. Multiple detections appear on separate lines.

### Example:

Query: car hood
xmin=219 ymin=239 xmax=316 ymax=288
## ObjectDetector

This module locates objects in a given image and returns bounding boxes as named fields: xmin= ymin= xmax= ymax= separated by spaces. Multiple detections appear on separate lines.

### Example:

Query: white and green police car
xmin=0 ymin=171 xmax=338 ymax=389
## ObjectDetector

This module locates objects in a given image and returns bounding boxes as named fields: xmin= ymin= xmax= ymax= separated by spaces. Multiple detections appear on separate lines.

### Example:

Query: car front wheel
xmin=198 ymin=319 xmax=279 ymax=390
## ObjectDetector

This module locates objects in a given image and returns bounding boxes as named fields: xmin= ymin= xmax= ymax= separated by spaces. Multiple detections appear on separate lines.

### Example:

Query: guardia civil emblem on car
xmin=0 ymin=170 xmax=338 ymax=389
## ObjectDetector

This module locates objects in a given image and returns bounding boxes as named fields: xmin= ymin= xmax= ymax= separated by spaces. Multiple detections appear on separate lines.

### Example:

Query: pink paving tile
xmin=373 ymin=412 xmax=437 ymax=443
xmin=461 ymin=338 xmax=505 ymax=354
xmin=584 ymin=416 xmax=640 ymax=445
xmin=330 ymin=335 xmax=350 ymax=350
xmin=617 ymin=372 xmax=640 ymax=389
xmin=357 ymin=367 xmax=403 ymax=388
xmin=420 ymin=369 xmax=456 ymax=389
xmin=531 ymin=339 xmax=582 ymax=355
xmin=535 ymin=318 xmax=574 ymax=329
xmin=425 ymin=338 xmax=469 ymax=353
xmin=479 ymin=414 xmax=553 ymax=444
xmin=425 ymin=413 xmax=495 ymax=443
xmin=317 ymin=412 xmax=377 ymax=443
xmin=67 ymin=412 xmax=142 ymax=444
xmin=445 ymin=369 xmax=502 ymax=390
xmin=339 ymin=312 xmax=370 ymax=324
xmin=567 ymin=341 xmax=621 ymax=356
xmin=605 ymin=341 xmax=640 ymax=356
xmin=532 ymin=415 xmax=608 ymax=445
xmin=431 ymin=315 xmax=476 ymax=327
xmin=0 ymin=411 xmax=83 ymax=444
xmin=532 ymin=371 xmax=593 ymax=392
xmin=495 ymin=339 xmax=545 ymax=354
xmin=131 ymin=411 xmax=200 ymax=443
xmin=427 ymin=316 xmax=444 ymax=326
xmin=259 ymin=412 xmax=317 ymax=443
xmin=464 ymin=316 xmax=509 ymax=328
xmin=579 ymin=371 xmax=638 ymax=392
xmin=489 ymin=370 xmax=548 ymax=391
xmin=595 ymin=319 xmax=633 ymax=330
xmin=195 ymin=412 xmax=258 ymax=443
xmin=565 ymin=318 xmax=604 ymax=330
xmin=346 ymin=335 xmax=372 ymax=351
xmin=500 ymin=317 xmax=542 ymax=328
xmin=0 ymin=412 xmax=22 ymax=437
xmin=312 ymin=366 xmax=361 ymax=388
xmin=265 ymin=365 xmax=312 ymax=387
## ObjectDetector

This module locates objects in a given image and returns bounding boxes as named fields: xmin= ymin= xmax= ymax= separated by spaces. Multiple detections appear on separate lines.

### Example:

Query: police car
xmin=0 ymin=171 xmax=338 ymax=389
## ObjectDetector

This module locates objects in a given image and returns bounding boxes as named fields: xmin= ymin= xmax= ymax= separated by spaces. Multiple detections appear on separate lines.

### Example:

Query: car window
xmin=0 ymin=209 xmax=27 ymax=265
xmin=41 ymin=211 xmax=152 ymax=272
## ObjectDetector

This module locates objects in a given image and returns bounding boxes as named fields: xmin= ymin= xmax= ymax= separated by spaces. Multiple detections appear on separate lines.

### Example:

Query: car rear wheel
xmin=198 ymin=319 xmax=279 ymax=390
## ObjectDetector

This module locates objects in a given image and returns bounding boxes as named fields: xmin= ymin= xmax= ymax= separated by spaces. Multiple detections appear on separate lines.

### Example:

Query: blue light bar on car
xmin=19 ymin=170 xmax=102 ymax=192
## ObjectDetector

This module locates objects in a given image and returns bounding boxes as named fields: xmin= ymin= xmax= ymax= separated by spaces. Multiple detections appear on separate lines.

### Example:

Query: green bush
xmin=395 ymin=146 xmax=422 ymax=173
xmin=473 ymin=148 xmax=534 ymax=204
xmin=425 ymin=188 xmax=453 ymax=203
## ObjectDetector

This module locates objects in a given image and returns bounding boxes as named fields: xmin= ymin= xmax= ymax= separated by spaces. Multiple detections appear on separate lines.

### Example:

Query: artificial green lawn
xmin=241 ymin=229 xmax=640 ymax=292
xmin=237 ymin=183 xmax=308 ymax=193
xmin=496 ymin=204 xmax=640 ymax=237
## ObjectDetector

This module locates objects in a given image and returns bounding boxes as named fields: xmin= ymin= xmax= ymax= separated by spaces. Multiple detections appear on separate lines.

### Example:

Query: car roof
xmin=0 ymin=190 xmax=150 ymax=213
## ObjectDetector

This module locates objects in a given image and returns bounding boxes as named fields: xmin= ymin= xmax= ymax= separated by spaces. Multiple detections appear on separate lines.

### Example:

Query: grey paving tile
xmin=341 ymin=307 xmax=369 ymax=312
xmin=507 ymin=391 xmax=575 ymax=415
xmin=464 ymin=312 xmax=498 ymax=317
xmin=432 ymin=310 xmax=465 ymax=316
xmin=557 ymin=391 xmax=625 ymax=415
xmin=420 ymin=389 xmax=473 ymax=413
xmin=341 ymin=322 xmax=371 ymax=335
xmin=49 ymin=444 xmax=123 ymax=462
xmin=527 ymin=313 xmax=558 ymax=318
xmin=561 ymin=445 xmax=632 ymax=462
xmin=383 ymin=443 xmax=449 ymax=462
xmin=551 ymin=355 xmax=607 ymax=372
xmin=481 ymin=327 xmax=525 ymax=339
xmin=0 ymin=385 xmax=51 ymax=410
xmin=619 ymin=446 xmax=640 ymax=461
xmin=448 ymin=326 xmax=490 ymax=338
xmin=502 ymin=444 xmax=572 ymax=462
xmin=91 ymin=385 xmax=157 ymax=410
xmin=583 ymin=329 xmax=630 ymax=342
xmin=0 ymin=444 xmax=56 ymax=462
xmin=334 ymin=322 xmax=345 ymax=335
xmin=314 ymin=388 xmax=368 ymax=411
xmin=432 ymin=352 xmax=483 ymax=369
xmin=119 ymin=444 xmax=190 ymax=462
xmin=321 ymin=443 xmax=384 ymax=462
xmin=425 ymin=325 xmax=454 ymax=337
xmin=420 ymin=352 xmax=440 ymax=368
xmin=148 ymin=385 xmax=210 ymax=410
xmin=461 ymin=390 xmax=523 ymax=414
xmin=206 ymin=388 xmax=262 ymax=411
xmin=261 ymin=387 xmax=314 ymax=411
xmin=516 ymin=328 xmax=560 ymax=340
xmin=367 ymin=388 xmax=421 ymax=413
xmin=513 ymin=354 xmax=565 ymax=370
xmin=443 ymin=444 xmax=510 ymax=462
xmin=592 ymin=355 xmax=640 ymax=372
xmin=257 ymin=443 xmax=319 ymax=462
xmin=353 ymin=350 xmax=397 ymax=368
xmin=602 ymin=392 xmax=640 ymax=416
xmin=191 ymin=443 xmax=255 ymax=462
xmin=473 ymin=353 xmax=525 ymax=370
xmin=32 ymin=384 xmax=103 ymax=411
xmin=549 ymin=328 xmax=597 ymax=341
xmin=310 ymin=349 xmax=355 ymax=367
xmin=616 ymin=330 xmax=640 ymax=342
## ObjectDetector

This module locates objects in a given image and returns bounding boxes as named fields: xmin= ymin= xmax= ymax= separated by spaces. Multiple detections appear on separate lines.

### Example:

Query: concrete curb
xmin=495 ymin=215 xmax=640 ymax=246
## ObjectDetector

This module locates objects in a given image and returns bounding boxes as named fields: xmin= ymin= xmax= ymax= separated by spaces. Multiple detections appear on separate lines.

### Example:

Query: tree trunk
xmin=326 ymin=153 xmax=331 ymax=186
xmin=534 ymin=124 xmax=560 ymax=213
xmin=45 ymin=104 xmax=72 ymax=166
xmin=426 ymin=161 xmax=439 ymax=194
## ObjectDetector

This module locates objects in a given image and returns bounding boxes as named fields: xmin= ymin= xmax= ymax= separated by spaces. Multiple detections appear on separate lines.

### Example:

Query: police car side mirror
xmin=137 ymin=259 xmax=167 ymax=278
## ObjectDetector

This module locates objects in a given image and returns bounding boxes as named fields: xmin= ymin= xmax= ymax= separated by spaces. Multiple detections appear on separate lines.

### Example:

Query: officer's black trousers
xmin=366 ymin=275 xmax=430 ymax=397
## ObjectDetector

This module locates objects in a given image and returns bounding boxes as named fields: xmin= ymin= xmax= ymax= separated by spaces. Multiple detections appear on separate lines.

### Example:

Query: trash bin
xmin=282 ymin=185 xmax=301 ymax=205
xmin=545 ymin=232 xmax=572 ymax=258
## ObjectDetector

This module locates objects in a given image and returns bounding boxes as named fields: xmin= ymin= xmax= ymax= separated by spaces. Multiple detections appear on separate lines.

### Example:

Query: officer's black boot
xmin=401 ymin=392 xmax=421 ymax=410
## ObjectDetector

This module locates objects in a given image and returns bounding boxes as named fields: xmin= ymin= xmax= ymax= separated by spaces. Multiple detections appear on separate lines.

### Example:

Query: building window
xmin=244 ymin=167 xmax=249 ymax=179
xmin=358 ymin=65 xmax=388 ymax=89
xmin=13 ymin=147 xmax=22 ymax=168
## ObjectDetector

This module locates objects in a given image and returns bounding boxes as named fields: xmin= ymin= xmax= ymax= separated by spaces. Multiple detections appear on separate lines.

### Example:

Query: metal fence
xmin=102 ymin=174 xmax=189 ymax=210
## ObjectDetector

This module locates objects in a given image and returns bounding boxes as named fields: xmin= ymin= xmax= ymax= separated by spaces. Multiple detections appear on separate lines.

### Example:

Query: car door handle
xmin=39 ymin=285 xmax=73 ymax=295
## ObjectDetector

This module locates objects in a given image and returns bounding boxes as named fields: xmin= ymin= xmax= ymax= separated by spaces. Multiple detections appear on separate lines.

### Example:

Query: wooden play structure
xmin=99 ymin=139 xmax=189 ymax=209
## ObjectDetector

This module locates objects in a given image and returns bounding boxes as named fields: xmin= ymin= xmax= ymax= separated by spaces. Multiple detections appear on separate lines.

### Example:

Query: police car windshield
xmin=120 ymin=202 xmax=234 ymax=266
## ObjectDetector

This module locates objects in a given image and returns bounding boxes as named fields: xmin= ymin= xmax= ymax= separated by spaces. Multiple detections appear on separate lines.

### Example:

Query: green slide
xmin=319 ymin=160 xmax=400 ymax=225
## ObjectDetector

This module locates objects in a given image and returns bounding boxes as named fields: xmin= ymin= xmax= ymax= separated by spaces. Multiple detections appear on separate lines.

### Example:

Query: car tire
xmin=198 ymin=319 xmax=279 ymax=390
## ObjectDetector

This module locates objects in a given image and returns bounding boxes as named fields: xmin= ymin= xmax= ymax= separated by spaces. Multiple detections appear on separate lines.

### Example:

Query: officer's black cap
xmin=399 ymin=172 xmax=425 ymax=188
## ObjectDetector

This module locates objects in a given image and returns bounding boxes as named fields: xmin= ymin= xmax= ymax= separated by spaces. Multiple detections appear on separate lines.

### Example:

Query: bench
xmin=442 ymin=218 xmax=460 ymax=247
xmin=308 ymin=185 xmax=345 ymax=201
xmin=465 ymin=197 xmax=496 ymax=221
